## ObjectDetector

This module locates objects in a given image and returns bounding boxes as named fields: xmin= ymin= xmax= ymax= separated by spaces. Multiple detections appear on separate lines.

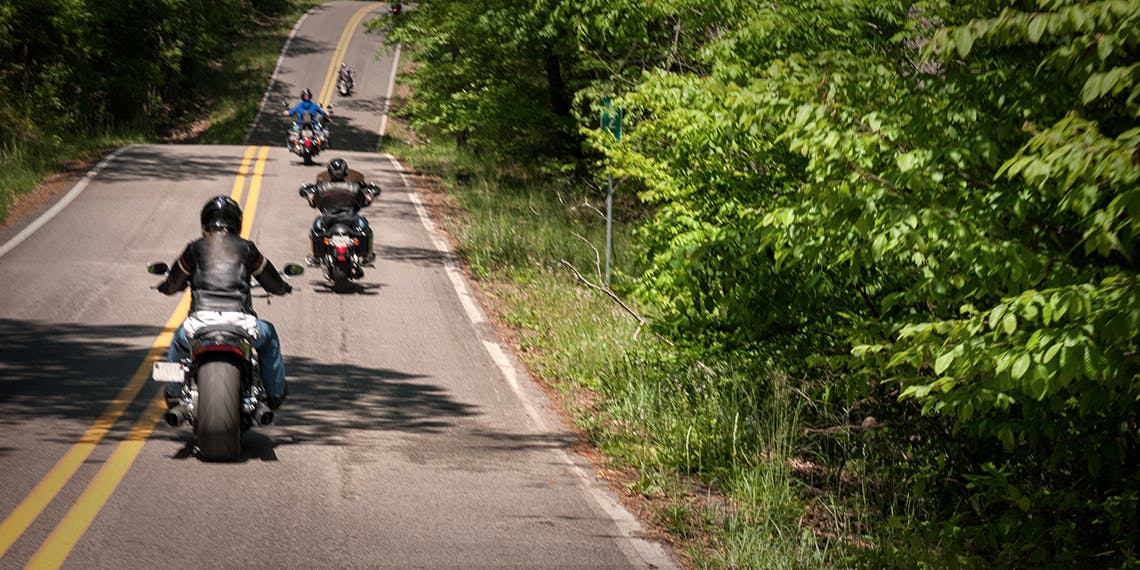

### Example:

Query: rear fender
xmin=191 ymin=334 xmax=252 ymax=365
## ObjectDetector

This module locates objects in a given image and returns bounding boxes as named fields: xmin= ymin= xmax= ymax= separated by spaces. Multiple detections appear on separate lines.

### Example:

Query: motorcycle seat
xmin=192 ymin=324 xmax=250 ymax=340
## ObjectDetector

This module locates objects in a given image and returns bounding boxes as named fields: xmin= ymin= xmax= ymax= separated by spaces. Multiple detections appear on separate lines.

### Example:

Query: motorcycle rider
xmin=284 ymin=88 xmax=329 ymax=139
xmin=300 ymin=158 xmax=380 ymax=266
xmin=337 ymin=63 xmax=354 ymax=92
xmin=155 ymin=196 xmax=293 ymax=410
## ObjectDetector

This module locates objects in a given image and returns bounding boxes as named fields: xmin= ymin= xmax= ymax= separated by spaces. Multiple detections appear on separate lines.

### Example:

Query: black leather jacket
xmin=302 ymin=175 xmax=378 ymax=222
xmin=157 ymin=231 xmax=291 ymax=314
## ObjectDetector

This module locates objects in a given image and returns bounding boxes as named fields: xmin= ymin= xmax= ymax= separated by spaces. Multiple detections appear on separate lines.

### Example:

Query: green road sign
xmin=601 ymin=97 xmax=622 ymax=142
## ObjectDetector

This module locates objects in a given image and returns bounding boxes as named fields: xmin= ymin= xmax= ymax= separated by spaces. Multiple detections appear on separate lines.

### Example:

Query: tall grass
xmin=392 ymin=133 xmax=836 ymax=567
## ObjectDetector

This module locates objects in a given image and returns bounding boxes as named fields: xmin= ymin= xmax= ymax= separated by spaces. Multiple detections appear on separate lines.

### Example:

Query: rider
xmin=155 ymin=196 xmax=294 ymax=409
xmin=284 ymin=88 xmax=329 ymax=137
xmin=299 ymin=158 xmax=380 ymax=265
xmin=337 ymin=63 xmax=354 ymax=88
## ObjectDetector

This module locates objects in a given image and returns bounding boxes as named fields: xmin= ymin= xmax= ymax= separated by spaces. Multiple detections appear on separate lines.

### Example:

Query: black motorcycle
xmin=336 ymin=65 xmax=355 ymax=97
xmin=283 ymin=102 xmax=332 ymax=165
xmin=300 ymin=183 xmax=380 ymax=292
xmin=148 ymin=261 xmax=304 ymax=460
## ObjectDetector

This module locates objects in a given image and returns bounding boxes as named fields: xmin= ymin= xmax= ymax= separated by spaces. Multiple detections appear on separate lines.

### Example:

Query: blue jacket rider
xmin=285 ymin=88 xmax=328 ymax=131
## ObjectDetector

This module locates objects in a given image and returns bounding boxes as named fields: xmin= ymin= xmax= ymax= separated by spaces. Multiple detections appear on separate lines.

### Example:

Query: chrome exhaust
xmin=164 ymin=404 xmax=191 ymax=427
xmin=253 ymin=403 xmax=274 ymax=426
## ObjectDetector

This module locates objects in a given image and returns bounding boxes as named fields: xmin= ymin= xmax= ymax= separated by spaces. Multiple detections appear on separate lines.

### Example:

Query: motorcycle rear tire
xmin=196 ymin=360 xmax=242 ymax=461
xmin=303 ymin=152 xmax=314 ymax=166
xmin=331 ymin=263 xmax=351 ymax=292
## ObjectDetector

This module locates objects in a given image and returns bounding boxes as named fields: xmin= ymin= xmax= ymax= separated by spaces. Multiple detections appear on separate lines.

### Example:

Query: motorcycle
xmin=336 ymin=65 xmax=355 ymax=97
xmin=283 ymin=102 xmax=332 ymax=165
xmin=148 ymin=261 xmax=304 ymax=460
xmin=389 ymin=2 xmax=402 ymax=16
xmin=300 ymin=183 xmax=380 ymax=292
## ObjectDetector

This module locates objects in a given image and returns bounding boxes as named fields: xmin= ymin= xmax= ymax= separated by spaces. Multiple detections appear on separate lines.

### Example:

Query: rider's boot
xmin=306 ymin=234 xmax=324 ymax=266
xmin=363 ymin=227 xmax=376 ymax=265
xmin=266 ymin=384 xmax=288 ymax=410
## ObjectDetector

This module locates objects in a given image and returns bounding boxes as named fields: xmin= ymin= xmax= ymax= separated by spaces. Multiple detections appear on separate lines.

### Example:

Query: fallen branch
xmin=802 ymin=417 xmax=884 ymax=436
xmin=560 ymin=258 xmax=649 ymax=329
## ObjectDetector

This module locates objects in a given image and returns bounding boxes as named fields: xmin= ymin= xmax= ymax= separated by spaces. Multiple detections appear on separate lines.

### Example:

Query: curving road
xmin=0 ymin=2 xmax=676 ymax=568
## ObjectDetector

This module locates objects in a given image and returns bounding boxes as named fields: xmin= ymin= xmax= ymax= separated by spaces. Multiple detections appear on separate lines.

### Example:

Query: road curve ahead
xmin=0 ymin=2 xmax=677 ymax=568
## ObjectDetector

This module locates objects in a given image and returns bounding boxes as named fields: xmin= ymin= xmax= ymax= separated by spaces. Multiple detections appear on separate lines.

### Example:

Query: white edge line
xmin=377 ymin=43 xmax=402 ymax=138
xmin=0 ymin=146 xmax=130 ymax=260
xmin=381 ymin=153 xmax=678 ymax=570
xmin=243 ymin=10 xmax=313 ymax=144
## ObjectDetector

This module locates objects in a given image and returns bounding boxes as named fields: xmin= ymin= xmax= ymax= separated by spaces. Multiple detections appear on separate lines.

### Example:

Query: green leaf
xmin=1002 ymin=313 xmax=1017 ymax=335
xmin=935 ymin=351 xmax=955 ymax=375
xmin=953 ymin=26 xmax=975 ymax=58
xmin=1011 ymin=354 xmax=1031 ymax=380
xmin=1043 ymin=343 xmax=1062 ymax=364
xmin=1027 ymin=16 xmax=1046 ymax=43
xmin=897 ymin=151 xmax=921 ymax=173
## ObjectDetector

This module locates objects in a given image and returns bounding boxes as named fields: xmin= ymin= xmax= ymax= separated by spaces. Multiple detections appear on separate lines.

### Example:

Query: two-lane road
xmin=0 ymin=3 xmax=676 ymax=568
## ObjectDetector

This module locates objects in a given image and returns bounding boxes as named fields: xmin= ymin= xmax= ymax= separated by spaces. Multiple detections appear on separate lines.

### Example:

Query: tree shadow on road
xmin=0 ymin=318 xmax=480 ymax=454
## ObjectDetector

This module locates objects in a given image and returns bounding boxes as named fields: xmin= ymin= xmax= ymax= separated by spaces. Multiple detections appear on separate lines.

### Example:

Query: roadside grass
xmin=0 ymin=133 xmax=145 ymax=221
xmin=387 ymin=121 xmax=837 ymax=567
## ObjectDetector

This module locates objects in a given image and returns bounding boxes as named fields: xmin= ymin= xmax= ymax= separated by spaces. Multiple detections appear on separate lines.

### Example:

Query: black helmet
xmin=327 ymin=158 xmax=349 ymax=181
xmin=201 ymin=195 xmax=242 ymax=234
xmin=301 ymin=88 xmax=312 ymax=101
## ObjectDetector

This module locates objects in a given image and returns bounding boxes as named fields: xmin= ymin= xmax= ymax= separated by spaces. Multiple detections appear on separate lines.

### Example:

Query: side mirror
xmin=282 ymin=263 xmax=305 ymax=276
xmin=147 ymin=262 xmax=169 ymax=275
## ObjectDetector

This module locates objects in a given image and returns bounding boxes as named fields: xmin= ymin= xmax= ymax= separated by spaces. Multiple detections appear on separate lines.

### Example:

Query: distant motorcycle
xmin=300 ymin=181 xmax=380 ymax=292
xmin=148 ymin=261 xmax=304 ymax=460
xmin=283 ymin=102 xmax=332 ymax=165
xmin=389 ymin=2 xmax=402 ymax=16
xmin=336 ymin=64 xmax=355 ymax=97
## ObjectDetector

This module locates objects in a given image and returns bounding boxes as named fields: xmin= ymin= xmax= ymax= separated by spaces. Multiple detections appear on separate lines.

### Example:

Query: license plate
xmin=330 ymin=235 xmax=353 ymax=248
xmin=152 ymin=361 xmax=187 ymax=383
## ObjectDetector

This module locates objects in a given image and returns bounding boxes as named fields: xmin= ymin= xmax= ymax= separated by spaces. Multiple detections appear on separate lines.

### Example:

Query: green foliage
xmin=596 ymin=0 xmax=1140 ymax=564
xmin=0 ymin=0 xmax=314 ymax=219
xmin=395 ymin=0 xmax=1140 ymax=564
xmin=0 ymin=0 xmax=258 ymax=139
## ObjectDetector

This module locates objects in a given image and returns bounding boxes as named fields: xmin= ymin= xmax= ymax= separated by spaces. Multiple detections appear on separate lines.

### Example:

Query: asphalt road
xmin=0 ymin=2 xmax=677 ymax=568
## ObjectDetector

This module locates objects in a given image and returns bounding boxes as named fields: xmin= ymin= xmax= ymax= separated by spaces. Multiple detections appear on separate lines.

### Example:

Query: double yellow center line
xmin=1 ymin=5 xmax=384 ymax=563
xmin=316 ymin=4 xmax=381 ymax=105
xmin=0 ymin=146 xmax=269 ymax=568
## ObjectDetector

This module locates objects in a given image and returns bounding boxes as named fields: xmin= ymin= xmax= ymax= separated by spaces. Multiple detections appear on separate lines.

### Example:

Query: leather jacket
xmin=302 ymin=175 xmax=378 ymax=222
xmin=157 ymin=231 xmax=291 ymax=314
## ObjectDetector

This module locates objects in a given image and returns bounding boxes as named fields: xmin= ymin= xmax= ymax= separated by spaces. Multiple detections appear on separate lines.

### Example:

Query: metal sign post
xmin=601 ymin=98 xmax=622 ymax=286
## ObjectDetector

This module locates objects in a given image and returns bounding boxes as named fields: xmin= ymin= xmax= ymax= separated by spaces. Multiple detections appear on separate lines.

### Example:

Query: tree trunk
xmin=543 ymin=48 xmax=571 ymax=118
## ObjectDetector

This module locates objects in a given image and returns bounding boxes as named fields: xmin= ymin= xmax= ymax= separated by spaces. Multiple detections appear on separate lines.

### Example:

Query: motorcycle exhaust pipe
xmin=253 ymin=403 xmax=274 ymax=426
xmin=165 ymin=404 xmax=191 ymax=427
